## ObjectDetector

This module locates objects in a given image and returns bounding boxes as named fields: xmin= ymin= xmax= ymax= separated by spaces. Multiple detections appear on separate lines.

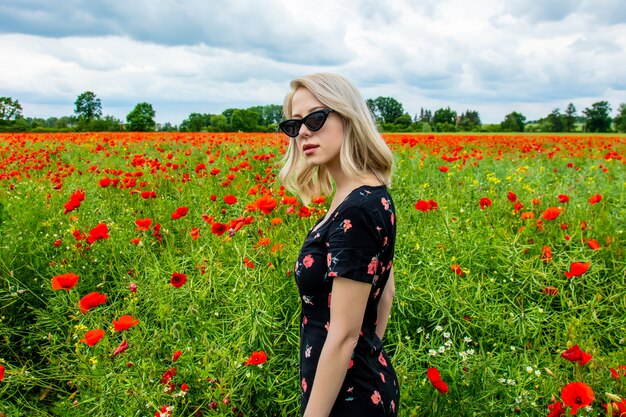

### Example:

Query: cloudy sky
xmin=1 ymin=0 xmax=625 ymax=124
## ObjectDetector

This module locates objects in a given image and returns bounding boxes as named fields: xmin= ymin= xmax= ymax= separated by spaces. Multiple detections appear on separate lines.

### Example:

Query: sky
xmin=1 ymin=0 xmax=625 ymax=125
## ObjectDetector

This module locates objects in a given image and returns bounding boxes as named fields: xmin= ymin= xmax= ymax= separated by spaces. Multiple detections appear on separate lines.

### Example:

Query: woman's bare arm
xmin=376 ymin=267 xmax=395 ymax=340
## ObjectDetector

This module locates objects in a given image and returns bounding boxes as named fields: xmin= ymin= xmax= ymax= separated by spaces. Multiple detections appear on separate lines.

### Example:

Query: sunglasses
xmin=278 ymin=108 xmax=335 ymax=138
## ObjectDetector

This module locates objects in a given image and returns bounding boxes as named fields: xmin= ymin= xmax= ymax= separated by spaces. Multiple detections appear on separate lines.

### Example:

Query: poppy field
xmin=0 ymin=131 xmax=625 ymax=417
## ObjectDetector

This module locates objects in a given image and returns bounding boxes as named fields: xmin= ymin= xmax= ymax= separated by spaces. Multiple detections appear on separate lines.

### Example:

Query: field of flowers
xmin=0 ymin=131 xmax=625 ymax=417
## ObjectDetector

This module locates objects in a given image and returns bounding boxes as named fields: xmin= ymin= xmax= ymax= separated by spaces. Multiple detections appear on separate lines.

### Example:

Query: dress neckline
xmin=309 ymin=184 xmax=385 ymax=235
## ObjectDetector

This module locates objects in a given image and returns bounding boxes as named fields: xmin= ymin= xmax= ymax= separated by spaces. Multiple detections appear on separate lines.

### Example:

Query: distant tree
xmin=432 ymin=107 xmax=457 ymax=130
xmin=418 ymin=108 xmax=432 ymax=124
xmin=394 ymin=113 xmax=412 ymax=129
xmin=210 ymin=114 xmax=229 ymax=131
xmin=544 ymin=108 xmax=564 ymax=132
xmin=231 ymin=109 xmax=261 ymax=132
xmin=583 ymin=101 xmax=612 ymax=132
xmin=92 ymin=115 xmax=124 ymax=132
xmin=458 ymin=110 xmax=481 ymax=131
xmin=222 ymin=108 xmax=236 ymax=125
xmin=615 ymin=103 xmax=626 ymax=133
xmin=0 ymin=97 xmax=23 ymax=122
xmin=249 ymin=104 xmax=283 ymax=126
xmin=159 ymin=122 xmax=177 ymax=132
xmin=367 ymin=97 xmax=405 ymax=124
xmin=180 ymin=113 xmax=211 ymax=132
xmin=126 ymin=102 xmax=156 ymax=131
xmin=74 ymin=91 xmax=102 ymax=124
xmin=564 ymin=103 xmax=577 ymax=132
xmin=501 ymin=111 xmax=526 ymax=132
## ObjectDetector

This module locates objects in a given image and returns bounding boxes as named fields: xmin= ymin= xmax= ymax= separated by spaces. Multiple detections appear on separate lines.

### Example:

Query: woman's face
xmin=290 ymin=87 xmax=344 ymax=169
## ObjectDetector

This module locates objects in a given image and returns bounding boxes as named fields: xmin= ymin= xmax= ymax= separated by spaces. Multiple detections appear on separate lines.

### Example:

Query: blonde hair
xmin=279 ymin=73 xmax=393 ymax=204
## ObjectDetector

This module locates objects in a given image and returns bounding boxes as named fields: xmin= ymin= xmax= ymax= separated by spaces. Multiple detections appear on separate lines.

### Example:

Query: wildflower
xmin=603 ymin=399 xmax=626 ymax=416
xmin=558 ymin=194 xmax=570 ymax=203
xmin=561 ymin=345 xmax=592 ymax=365
xmin=253 ymin=195 xmax=278 ymax=214
xmin=561 ymin=382 xmax=594 ymax=415
xmin=79 ymin=329 xmax=105 ymax=346
xmin=171 ymin=206 xmax=188 ymax=220
xmin=586 ymin=239 xmax=600 ymax=250
xmin=0 ymin=364 xmax=4 ymax=381
xmin=51 ymin=273 xmax=79 ymax=290
xmin=426 ymin=368 xmax=449 ymax=394
xmin=541 ymin=245 xmax=553 ymax=263
xmin=542 ymin=207 xmax=561 ymax=221
xmin=245 ymin=351 xmax=267 ymax=366
xmin=190 ymin=228 xmax=200 ymax=240
xmin=479 ymin=197 xmax=492 ymax=210
xmin=135 ymin=218 xmax=152 ymax=231
xmin=428 ymin=349 xmax=437 ymax=356
xmin=588 ymin=194 xmax=603 ymax=204
xmin=172 ymin=350 xmax=182 ymax=362
xmin=507 ymin=191 xmax=517 ymax=202
xmin=542 ymin=286 xmax=559 ymax=296
xmin=170 ymin=272 xmax=187 ymax=288
xmin=414 ymin=200 xmax=431 ymax=212
xmin=113 ymin=315 xmax=139 ymax=332
xmin=564 ymin=262 xmax=591 ymax=278
xmin=113 ymin=340 xmax=129 ymax=357
xmin=547 ymin=400 xmax=566 ymax=417
xmin=211 ymin=222 xmax=228 ymax=236
xmin=87 ymin=223 xmax=109 ymax=244
xmin=224 ymin=195 xmax=237 ymax=205
xmin=79 ymin=292 xmax=107 ymax=314
xmin=450 ymin=264 xmax=464 ymax=276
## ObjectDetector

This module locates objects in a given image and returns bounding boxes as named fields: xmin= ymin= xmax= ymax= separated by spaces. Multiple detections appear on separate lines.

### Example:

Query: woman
xmin=279 ymin=73 xmax=399 ymax=417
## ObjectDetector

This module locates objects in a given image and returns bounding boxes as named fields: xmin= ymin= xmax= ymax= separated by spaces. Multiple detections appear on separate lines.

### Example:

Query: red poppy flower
xmin=561 ymin=381 xmax=594 ymax=415
xmin=311 ymin=195 xmax=325 ymax=204
xmin=171 ymin=206 xmax=189 ymax=220
xmin=610 ymin=365 xmax=626 ymax=379
xmin=547 ymin=400 xmax=566 ymax=417
xmin=507 ymin=191 xmax=517 ymax=203
xmin=99 ymin=177 xmax=111 ymax=187
xmin=170 ymin=272 xmax=187 ymax=288
xmin=64 ymin=199 xmax=81 ymax=214
xmin=586 ymin=239 xmax=600 ymax=250
xmin=141 ymin=190 xmax=157 ymax=199
xmin=135 ymin=218 xmax=152 ymax=231
xmin=79 ymin=292 xmax=107 ymax=314
xmin=244 ymin=351 xmax=267 ymax=366
xmin=190 ymin=228 xmax=200 ymax=240
xmin=113 ymin=315 xmax=139 ymax=331
xmin=561 ymin=345 xmax=593 ymax=365
xmin=438 ymin=166 xmax=449 ymax=172
xmin=564 ymin=262 xmax=590 ymax=278
xmin=253 ymin=195 xmax=278 ymax=214
xmin=414 ymin=200 xmax=431 ymax=212
xmin=542 ymin=207 xmax=561 ymax=221
xmin=113 ymin=339 xmax=129 ymax=357
xmin=0 ymin=364 xmax=4 ymax=381
xmin=211 ymin=222 xmax=228 ymax=236
xmin=541 ymin=245 xmax=552 ymax=263
xmin=450 ymin=264 xmax=464 ymax=276
xmin=224 ymin=195 xmax=237 ymax=205
xmin=604 ymin=399 xmax=626 ymax=416
xmin=588 ymin=194 xmax=603 ymax=204
xmin=426 ymin=368 xmax=449 ymax=394
xmin=558 ymin=194 xmax=570 ymax=203
xmin=513 ymin=201 xmax=523 ymax=214
xmin=87 ymin=223 xmax=109 ymax=244
xmin=172 ymin=350 xmax=182 ymax=362
xmin=479 ymin=197 xmax=492 ymax=210
xmin=51 ymin=272 xmax=79 ymax=290
xmin=79 ymin=329 xmax=105 ymax=346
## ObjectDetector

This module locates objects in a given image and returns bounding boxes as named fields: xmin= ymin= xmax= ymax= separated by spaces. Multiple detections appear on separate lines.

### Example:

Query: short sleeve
xmin=326 ymin=205 xmax=383 ymax=284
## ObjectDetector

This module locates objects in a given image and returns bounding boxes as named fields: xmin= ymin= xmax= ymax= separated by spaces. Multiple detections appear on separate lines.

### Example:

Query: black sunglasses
xmin=278 ymin=108 xmax=335 ymax=138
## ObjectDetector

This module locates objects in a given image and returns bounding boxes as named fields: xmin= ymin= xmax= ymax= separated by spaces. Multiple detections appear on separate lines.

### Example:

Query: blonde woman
xmin=280 ymin=73 xmax=399 ymax=417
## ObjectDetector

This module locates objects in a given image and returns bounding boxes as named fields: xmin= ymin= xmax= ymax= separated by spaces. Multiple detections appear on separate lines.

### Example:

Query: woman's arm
xmin=303 ymin=277 xmax=371 ymax=417
xmin=376 ymin=267 xmax=395 ymax=340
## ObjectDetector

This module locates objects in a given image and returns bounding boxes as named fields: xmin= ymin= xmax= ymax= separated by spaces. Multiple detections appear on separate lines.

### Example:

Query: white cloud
xmin=0 ymin=0 xmax=625 ymax=124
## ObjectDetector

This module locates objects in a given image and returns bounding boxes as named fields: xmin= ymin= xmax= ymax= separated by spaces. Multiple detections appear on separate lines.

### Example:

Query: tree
xmin=501 ymin=111 xmax=526 ymax=132
xmin=458 ymin=110 xmax=481 ymax=131
xmin=230 ymin=109 xmax=260 ymax=132
xmin=249 ymin=104 xmax=283 ymax=126
xmin=394 ymin=114 xmax=412 ymax=129
xmin=74 ymin=91 xmax=102 ymax=123
xmin=614 ymin=103 xmax=626 ymax=133
xmin=0 ymin=97 xmax=23 ymax=121
xmin=564 ymin=103 xmax=577 ymax=132
xmin=210 ymin=114 xmax=228 ymax=131
xmin=544 ymin=108 xmax=564 ymax=132
xmin=180 ymin=113 xmax=211 ymax=132
xmin=126 ymin=102 xmax=156 ymax=131
xmin=367 ymin=97 xmax=405 ymax=124
xmin=432 ymin=107 xmax=457 ymax=131
xmin=583 ymin=101 xmax=612 ymax=132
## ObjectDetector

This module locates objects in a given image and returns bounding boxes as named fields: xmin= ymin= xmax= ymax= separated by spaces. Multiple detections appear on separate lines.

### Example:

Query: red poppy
xmin=438 ymin=166 xmax=449 ymax=172
xmin=414 ymin=200 xmax=431 ymax=212
xmin=244 ymin=351 xmax=267 ymax=366
xmin=521 ymin=212 xmax=534 ymax=219
xmin=604 ymin=399 xmax=626 ymax=416
xmin=211 ymin=222 xmax=228 ymax=236
xmin=561 ymin=345 xmax=593 ymax=365
xmin=426 ymin=368 xmax=449 ymax=394
xmin=253 ymin=195 xmax=278 ymax=214
xmin=51 ymin=272 xmax=79 ymax=290
xmin=542 ymin=207 xmax=561 ymax=221
xmin=507 ymin=191 xmax=517 ymax=203
xmin=113 ymin=315 xmax=139 ymax=331
xmin=141 ymin=190 xmax=157 ymax=199
xmin=541 ymin=245 xmax=552 ymax=263
xmin=542 ymin=286 xmax=559 ymax=296
xmin=79 ymin=292 xmax=107 ymax=314
xmin=0 ymin=364 xmax=4 ymax=381
xmin=170 ymin=272 xmax=187 ymax=288
xmin=561 ymin=381 xmax=594 ymax=415
xmin=479 ymin=197 xmax=492 ymax=210
xmin=171 ymin=206 xmax=189 ymax=220
xmin=588 ymin=194 xmax=603 ymax=204
xmin=547 ymin=400 xmax=566 ymax=417
xmin=311 ymin=195 xmax=326 ymax=204
xmin=135 ymin=218 xmax=152 ymax=231
xmin=79 ymin=329 xmax=105 ymax=346
xmin=450 ymin=264 xmax=464 ymax=276
xmin=190 ymin=228 xmax=200 ymax=240
xmin=172 ymin=350 xmax=182 ymax=362
xmin=558 ymin=194 xmax=570 ymax=203
xmin=113 ymin=339 xmax=129 ymax=357
xmin=610 ymin=365 xmax=626 ymax=379
xmin=64 ymin=198 xmax=81 ymax=214
xmin=564 ymin=262 xmax=590 ymax=278
xmin=99 ymin=177 xmax=111 ymax=187
xmin=87 ymin=223 xmax=109 ymax=244
xmin=224 ymin=195 xmax=238 ymax=205
xmin=586 ymin=239 xmax=600 ymax=250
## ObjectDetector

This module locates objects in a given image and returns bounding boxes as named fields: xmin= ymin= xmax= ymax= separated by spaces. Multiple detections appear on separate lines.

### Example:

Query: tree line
xmin=1 ymin=92 xmax=625 ymax=134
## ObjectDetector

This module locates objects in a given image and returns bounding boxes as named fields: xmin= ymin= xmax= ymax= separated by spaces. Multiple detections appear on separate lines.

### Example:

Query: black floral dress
xmin=294 ymin=184 xmax=399 ymax=416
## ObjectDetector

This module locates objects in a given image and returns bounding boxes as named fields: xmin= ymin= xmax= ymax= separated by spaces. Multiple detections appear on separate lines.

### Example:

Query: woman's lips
xmin=302 ymin=144 xmax=319 ymax=155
